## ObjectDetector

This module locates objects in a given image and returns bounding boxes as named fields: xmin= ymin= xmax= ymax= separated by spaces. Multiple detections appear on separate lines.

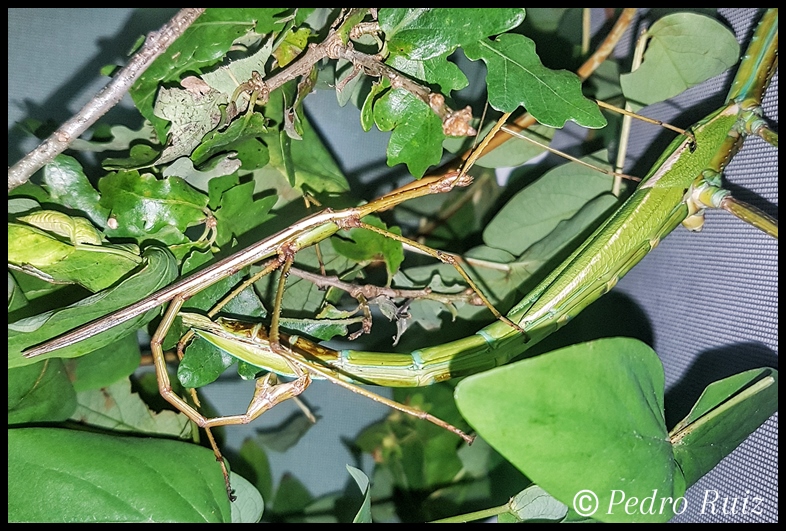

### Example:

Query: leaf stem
xmin=287 ymin=264 xmax=486 ymax=307
xmin=429 ymin=503 xmax=510 ymax=523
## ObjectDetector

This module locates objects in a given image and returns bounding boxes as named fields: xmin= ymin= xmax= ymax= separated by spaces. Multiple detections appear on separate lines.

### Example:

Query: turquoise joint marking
xmin=476 ymin=329 xmax=497 ymax=346
xmin=410 ymin=350 xmax=426 ymax=371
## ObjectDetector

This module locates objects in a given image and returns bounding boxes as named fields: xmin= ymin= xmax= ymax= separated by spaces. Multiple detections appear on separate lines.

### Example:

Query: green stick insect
xmin=176 ymin=9 xmax=779 ymax=517
xmin=10 ymin=8 xmax=777 ymax=523
xmin=170 ymin=8 xmax=779 ymax=422
xmin=179 ymin=10 xmax=779 ymax=520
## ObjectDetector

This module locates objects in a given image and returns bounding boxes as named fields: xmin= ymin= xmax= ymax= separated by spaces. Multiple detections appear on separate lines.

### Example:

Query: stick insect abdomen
xmin=186 ymin=9 xmax=778 ymax=391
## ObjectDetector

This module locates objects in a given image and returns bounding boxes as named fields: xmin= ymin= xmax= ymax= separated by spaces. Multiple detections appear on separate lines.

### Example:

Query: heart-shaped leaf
xmin=455 ymin=338 xmax=682 ymax=523
xmin=8 ymin=427 xmax=231 ymax=522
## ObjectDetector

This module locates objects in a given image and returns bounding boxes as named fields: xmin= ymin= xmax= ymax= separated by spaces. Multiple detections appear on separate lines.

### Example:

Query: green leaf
xmin=8 ymin=197 xmax=42 ymax=215
xmin=216 ymin=136 xmax=268 ymax=173
xmin=373 ymin=88 xmax=445 ymax=177
xmin=8 ymin=222 xmax=72 ymax=267
xmin=507 ymin=485 xmax=569 ymax=523
xmin=330 ymin=216 xmax=404 ymax=280
xmin=163 ymin=153 xmax=242 ymax=192
xmin=360 ymin=81 xmax=387 ymax=132
xmin=66 ymin=332 xmax=141 ymax=391
xmin=8 ymin=271 xmax=29 ymax=313
xmin=155 ymin=228 xmax=209 ymax=261
xmin=620 ymin=13 xmax=740 ymax=106
xmin=271 ymin=472 xmax=314 ymax=515
xmin=190 ymin=112 xmax=269 ymax=167
xmin=520 ymin=8 xmax=570 ymax=33
xmin=273 ymin=26 xmax=312 ymax=67
xmin=379 ymin=8 xmax=526 ymax=60
xmin=455 ymin=434 xmax=507 ymax=480
xmin=229 ymin=472 xmax=265 ymax=523
xmin=214 ymin=181 xmax=277 ymax=247
xmin=333 ymin=59 xmax=371 ymax=108
xmin=455 ymin=338 xmax=681 ymax=523
xmin=356 ymin=384 xmax=466 ymax=493
xmin=8 ymin=359 xmax=77 ymax=424
xmin=101 ymin=143 xmax=161 ymax=170
xmin=206 ymin=174 xmax=242 ymax=212
xmin=8 ymin=246 xmax=178 ymax=368
xmin=99 ymin=171 xmax=208 ymax=240
xmin=237 ymin=437 xmax=274 ymax=502
xmin=670 ymin=368 xmax=778 ymax=487
xmin=16 ymin=209 xmax=102 ymax=245
xmin=8 ymin=427 xmax=231 ymax=522
xmin=8 ymin=220 xmax=142 ymax=293
xmin=71 ymin=378 xmax=191 ymax=438
xmin=483 ymin=152 xmax=616 ymax=255
xmin=130 ymin=8 xmax=289 ymax=141
xmin=260 ymin=89 xmax=350 ymax=193
xmin=8 ymin=268 xmax=66 ymax=307
xmin=279 ymin=316 xmax=362 ymax=342
xmin=463 ymin=33 xmax=606 ymax=128
xmin=42 ymin=155 xmax=108 ymax=226
xmin=385 ymin=53 xmax=468 ymax=95
xmin=180 ymin=247 xmax=217 ymax=275
xmin=179 ymin=334 xmax=237 ymax=388
xmin=347 ymin=465 xmax=373 ymax=523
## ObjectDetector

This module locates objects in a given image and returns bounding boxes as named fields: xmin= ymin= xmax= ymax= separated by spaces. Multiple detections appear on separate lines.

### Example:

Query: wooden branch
xmin=7 ymin=8 xmax=206 ymax=191
xmin=287 ymin=265 xmax=485 ymax=307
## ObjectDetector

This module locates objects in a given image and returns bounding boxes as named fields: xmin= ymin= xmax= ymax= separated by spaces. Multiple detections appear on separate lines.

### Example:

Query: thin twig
xmin=287 ymin=265 xmax=485 ymax=307
xmin=9 ymin=7 xmax=475 ymax=193
xmin=473 ymin=8 xmax=637 ymax=159
xmin=8 ymin=8 xmax=206 ymax=191
xmin=261 ymin=16 xmax=473 ymax=135
xmin=416 ymin=8 xmax=638 ymax=238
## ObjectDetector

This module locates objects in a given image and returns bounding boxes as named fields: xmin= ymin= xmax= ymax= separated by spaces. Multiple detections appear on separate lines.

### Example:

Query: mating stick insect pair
xmin=18 ymin=8 xmax=778 ymax=502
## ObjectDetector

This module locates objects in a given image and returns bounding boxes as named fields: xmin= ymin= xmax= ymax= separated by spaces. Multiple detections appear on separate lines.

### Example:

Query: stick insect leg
xmin=258 ymin=249 xmax=471 ymax=439
xmin=260 ymin=248 xmax=474 ymax=441
xmin=756 ymin=127 xmax=778 ymax=147
xmin=684 ymin=175 xmax=778 ymax=239
xmin=346 ymin=220 xmax=529 ymax=339
xmin=268 ymin=251 xmax=294 ymax=348
xmin=595 ymin=99 xmax=697 ymax=146
xmin=720 ymin=196 xmax=778 ymax=239
xmin=273 ymin=339 xmax=476 ymax=444
xmin=152 ymin=294 xmax=233 ymax=498
xmin=153 ymin=283 xmax=312 ymax=500
xmin=713 ymin=118 xmax=777 ymax=237
xmin=176 ymin=257 xmax=286 ymax=357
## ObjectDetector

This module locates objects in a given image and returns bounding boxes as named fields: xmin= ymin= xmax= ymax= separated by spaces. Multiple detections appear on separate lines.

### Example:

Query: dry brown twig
xmin=7 ymin=8 xmax=206 ymax=191
xmin=8 ymin=9 xmax=636 ymax=196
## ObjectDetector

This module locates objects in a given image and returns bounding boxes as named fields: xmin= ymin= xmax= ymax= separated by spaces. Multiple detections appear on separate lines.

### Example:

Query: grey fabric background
xmin=615 ymin=9 xmax=778 ymax=522
xmin=8 ymin=8 xmax=777 ymax=522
